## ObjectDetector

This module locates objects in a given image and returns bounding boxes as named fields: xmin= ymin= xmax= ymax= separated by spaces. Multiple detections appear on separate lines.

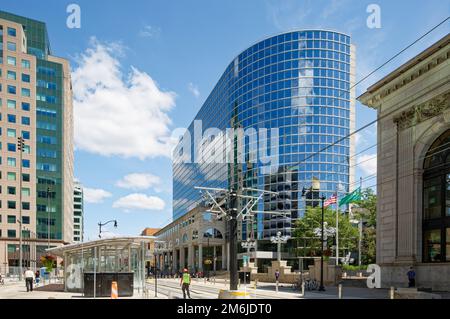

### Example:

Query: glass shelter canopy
xmin=47 ymin=236 xmax=154 ymax=293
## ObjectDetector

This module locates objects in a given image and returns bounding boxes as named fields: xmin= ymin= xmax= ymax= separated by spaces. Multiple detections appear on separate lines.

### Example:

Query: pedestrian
xmin=24 ymin=268 xmax=35 ymax=292
xmin=35 ymin=270 xmax=40 ymax=287
xmin=275 ymin=269 xmax=280 ymax=282
xmin=407 ymin=267 xmax=416 ymax=288
xmin=180 ymin=268 xmax=192 ymax=299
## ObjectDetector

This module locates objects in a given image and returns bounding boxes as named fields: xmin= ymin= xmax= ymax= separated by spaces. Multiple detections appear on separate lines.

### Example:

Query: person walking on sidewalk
xmin=24 ymin=268 xmax=35 ymax=292
xmin=407 ymin=267 xmax=416 ymax=288
xmin=180 ymin=268 xmax=192 ymax=299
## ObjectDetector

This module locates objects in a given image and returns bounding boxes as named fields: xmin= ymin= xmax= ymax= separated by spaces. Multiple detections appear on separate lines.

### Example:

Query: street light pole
xmin=47 ymin=187 xmax=52 ymax=249
xmin=319 ymin=195 xmax=326 ymax=292
xmin=98 ymin=220 xmax=118 ymax=238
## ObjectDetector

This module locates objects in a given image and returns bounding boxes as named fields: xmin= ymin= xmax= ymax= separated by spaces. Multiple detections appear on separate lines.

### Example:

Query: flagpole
xmin=335 ymin=187 xmax=339 ymax=266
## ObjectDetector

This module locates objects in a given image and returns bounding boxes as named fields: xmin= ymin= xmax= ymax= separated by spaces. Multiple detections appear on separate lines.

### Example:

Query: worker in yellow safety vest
xmin=180 ymin=268 xmax=191 ymax=299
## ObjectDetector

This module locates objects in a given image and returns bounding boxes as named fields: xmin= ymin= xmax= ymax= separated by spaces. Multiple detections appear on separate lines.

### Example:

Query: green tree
xmin=353 ymin=188 xmax=377 ymax=265
xmin=293 ymin=207 xmax=359 ymax=260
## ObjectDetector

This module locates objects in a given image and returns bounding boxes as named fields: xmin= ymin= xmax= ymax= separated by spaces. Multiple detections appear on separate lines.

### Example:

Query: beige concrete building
xmin=358 ymin=34 xmax=450 ymax=291
xmin=0 ymin=12 xmax=74 ymax=274
xmin=155 ymin=206 xmax=227 ymax=274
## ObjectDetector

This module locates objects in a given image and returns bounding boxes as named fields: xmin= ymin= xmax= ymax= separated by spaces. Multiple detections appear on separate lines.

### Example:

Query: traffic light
xmin=17 ymin=137 xmax=25 ymax=152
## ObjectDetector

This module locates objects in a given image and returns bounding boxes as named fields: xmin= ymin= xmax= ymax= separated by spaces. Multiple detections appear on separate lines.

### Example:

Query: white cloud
xmin=188 ymin=82 xmax=200 ymax=98
xmin=72 ymin=38 xmax=176 ymax=160
xmin=84 ymin=188 xmax=112 ymax=203
xmin=139 ymin=25 xmax=161 ymax=38
xmin=113 ymin=193 xmax=166 ymax=212
xmin=116 ymin=173 xmax=161 ymax=190
xmin=357 ymin=154 xmax=377 ymax=176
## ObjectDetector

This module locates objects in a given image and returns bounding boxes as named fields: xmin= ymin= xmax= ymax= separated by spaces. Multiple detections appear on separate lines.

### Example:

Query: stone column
xmin=213 ymin=246 xmax=217 ymax=272
xmin=173 ymin=249 xmax=178 ymax=273
xmin=222 ymin=244 xmax=226 ymax=270
xmin=226 ymin=242 xmax=230 ymax=271
xmin=198 ymin=244 xmax=203 ymax=271
xmin=188 ymin=245 xmax=194 ymax=271
xmin=180 ymin=247 xmax=185 ymax=269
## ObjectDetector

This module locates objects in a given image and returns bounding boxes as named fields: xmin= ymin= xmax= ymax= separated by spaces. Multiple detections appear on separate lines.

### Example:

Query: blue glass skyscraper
xmin=173 ymin=30 xmax=355 ymax=250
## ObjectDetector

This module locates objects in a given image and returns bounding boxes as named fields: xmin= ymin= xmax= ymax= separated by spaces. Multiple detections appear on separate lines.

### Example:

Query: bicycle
xmin=292 ymin=278 xmax=303 ymax=291
xmin=0 ymin=276 xmax=4 ymax=286
xmin=304 ymin=279 xmax=319 ymax=291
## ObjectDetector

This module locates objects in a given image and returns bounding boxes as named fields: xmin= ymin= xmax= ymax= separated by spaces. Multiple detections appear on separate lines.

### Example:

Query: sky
xmin=1 ymin=0 xmax=449 ymax=240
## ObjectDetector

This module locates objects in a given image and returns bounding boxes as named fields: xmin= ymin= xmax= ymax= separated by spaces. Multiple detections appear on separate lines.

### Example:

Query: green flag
xmin=339 ymin=188 xmax=362 ymax=206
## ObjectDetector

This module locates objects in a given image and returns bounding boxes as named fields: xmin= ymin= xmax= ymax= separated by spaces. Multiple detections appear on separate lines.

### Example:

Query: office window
xmin=7 ymin=157 xmax=16 ymax=167
xmin=21 ymin=102 xmax=30 ymax=111
xmin=7 ymin=186 xmax=16 ymax=195
xmin=7 ymin=143 xmax=16 ymax=152
xmin=22 ymin=174 xmax=30 ymax=182
xmin=22 ymin=216 xmax=30 ymax=225
xmin=21 ymin=60 xmax=30 ymax=69
xmin=23 ymin=145 xmax=30 ymax=154
xmin=7 ymin=99 xmax=16 ymax=109
xmin=7 ymin=230 xmax=16 ymax=238
xmin=22 ymin=131 xmax=30 ymax=140
xmin=7 ymin=128 xmax=16 ymax=137
xmin=7 ymin=201 xmax=16 ymax=209
xmin=21 ymin=74 xmax=30 ymax=83
xmin=7 ymin=114 xmax=16 ymax=123
xmin=21 ymin=117 xmax=30 ymax=125
xmin=22 ymin=202 xmax=30 ymax=210
xmin=7 ymin=56 xmax=16 ymax=66
xmin=22 ymin=159 xmax=30 ymax=168
xmin=21 ymin=88 xmax=30 ymax=97
xmin=7 ymin=42 xmax=16 ymax=52
xmin=22 ymin=188 xmax=30 ymax=197
xmin=7 ymin=27 xmax=16 ymax=37
xmin=7 ymin=172 xmax=16 ymax=181
xmin=7 ymin=85 xmax=16 ymax=94
xmin=7 ymin=70 xmax=16 ymax=80
xmin=7 ymin=215 xmax=16 ymax=223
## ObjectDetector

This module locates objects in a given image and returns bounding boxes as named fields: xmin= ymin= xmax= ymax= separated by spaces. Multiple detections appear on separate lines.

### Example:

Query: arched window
xmin=423 ymin=129 xmax=450 ymax=263
xmin=204 ymin=228 xmax=223 ymax=239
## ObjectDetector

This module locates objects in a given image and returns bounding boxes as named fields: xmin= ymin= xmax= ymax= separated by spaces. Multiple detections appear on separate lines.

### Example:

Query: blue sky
xmin=2 ymin=0 xmax=449 ymax=239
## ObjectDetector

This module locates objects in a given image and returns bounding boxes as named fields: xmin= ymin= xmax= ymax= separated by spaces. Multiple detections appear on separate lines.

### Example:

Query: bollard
xmin=390 ymin=287 xmax=395 ymax=299
xmin=213 ymin=277 xmax=216 ymax=285
xmin=111 ymin=281 xmax=118 ymax=299
xmin=338 ymin=284 xmax=343 ymax=299
xmin=301 ymin=282 xmax=305 ymax=297
xmin=238 ymin=278 xmax=241 ymax=288
xmin=276 ymin=280 xmax=279 ymax=293
xmin=254 ymin=278 xmax=258 ymax=289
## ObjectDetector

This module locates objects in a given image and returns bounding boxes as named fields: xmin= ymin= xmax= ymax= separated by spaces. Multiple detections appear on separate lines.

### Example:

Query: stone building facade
xmin=154 ymin=206 xmax=227 ymax=274
xmin=358 ymin=34 xmax=450 ymax=291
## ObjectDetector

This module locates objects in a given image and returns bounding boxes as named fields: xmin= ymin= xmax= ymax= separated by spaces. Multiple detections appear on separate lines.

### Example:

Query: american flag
xmin=324 ymin=194 xmax=337 ymax=207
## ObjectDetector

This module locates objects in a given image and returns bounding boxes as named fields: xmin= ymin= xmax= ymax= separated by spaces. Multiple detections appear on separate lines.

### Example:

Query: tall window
xmin=423 ymin=129 xmax=450 ymax=262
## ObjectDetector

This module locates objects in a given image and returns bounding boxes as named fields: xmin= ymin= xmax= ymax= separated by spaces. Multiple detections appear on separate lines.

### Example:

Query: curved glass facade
xmin=173 ymin=30 xmax=355 ymax=242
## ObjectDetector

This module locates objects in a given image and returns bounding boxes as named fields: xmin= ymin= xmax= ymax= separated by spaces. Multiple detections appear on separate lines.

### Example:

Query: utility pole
xmin=17 ymin=137 xmax=25 ymax=281
xmin=229 ymin=189 xmax=238 ymax=291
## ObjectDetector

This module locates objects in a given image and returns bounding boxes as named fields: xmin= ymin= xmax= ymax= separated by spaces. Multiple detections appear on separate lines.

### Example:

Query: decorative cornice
xmin=394 ymin=92 xmax=450 ymax=130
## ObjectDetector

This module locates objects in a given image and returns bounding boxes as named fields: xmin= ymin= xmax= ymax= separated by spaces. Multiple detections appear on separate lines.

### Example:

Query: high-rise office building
xmin=173 ymin=30 xmax=355 ymax=264
xmin=73 ymin=181 xmax=83 ymax=243
xmin=0 ymin=11 xmax=74 ymax=272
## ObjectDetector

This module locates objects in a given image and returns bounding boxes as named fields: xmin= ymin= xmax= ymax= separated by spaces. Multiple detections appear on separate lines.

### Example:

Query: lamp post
xmin=98 ymin=220 xmax=118 ymax=238
xmin=270 ymin=231 xmax=289 ymax=262
xmin=241 ymin=238 xmax=256 ymax=288
xmin=318 ymin=195 xmax=326 ymax=292
xmin=153 ymin=241 xmax=165 ymax=297
xmin=302 ymin=185 xmax=326 ymax=292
